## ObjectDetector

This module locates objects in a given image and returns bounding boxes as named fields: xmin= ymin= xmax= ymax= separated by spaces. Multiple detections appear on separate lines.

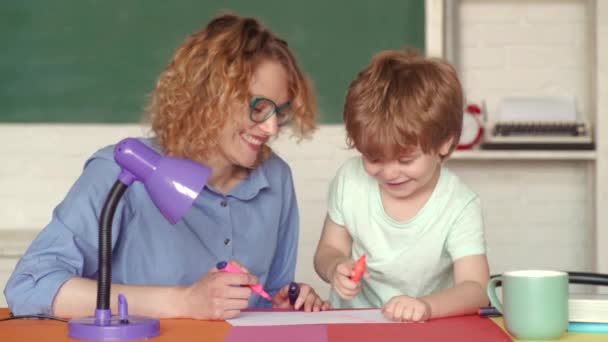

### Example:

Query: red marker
xmin=350 ymin=254 xmax=366 ymax=282
xmin=216 ymin=261 xmax=272 ymax=300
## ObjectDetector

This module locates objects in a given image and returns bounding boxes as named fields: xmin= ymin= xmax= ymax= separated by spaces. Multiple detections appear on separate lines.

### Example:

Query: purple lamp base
xmin=68 ymin=295 xmax=159 ymax=340
xmin=68 ymin=314 xmax=159 ymax=341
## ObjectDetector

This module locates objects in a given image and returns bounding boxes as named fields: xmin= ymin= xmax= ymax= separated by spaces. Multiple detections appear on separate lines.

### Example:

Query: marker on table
xmin=478 ymin=306 xmax=502 ymax=318
xmin=216 ymin=261 xmax=271 ymax=300
xmin=288 ymin=282 xmax=300 ymax=306
xmin=350 ymin=254 xmax=366 ymax=282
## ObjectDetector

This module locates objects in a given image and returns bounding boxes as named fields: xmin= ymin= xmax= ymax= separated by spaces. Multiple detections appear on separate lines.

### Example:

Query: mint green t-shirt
xmin=327 ymin=156 xmax=487 ymax=308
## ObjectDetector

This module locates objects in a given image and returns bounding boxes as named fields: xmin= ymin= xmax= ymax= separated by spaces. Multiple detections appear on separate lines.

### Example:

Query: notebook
xmin=569 ymin=294 xmax=608 ymax=323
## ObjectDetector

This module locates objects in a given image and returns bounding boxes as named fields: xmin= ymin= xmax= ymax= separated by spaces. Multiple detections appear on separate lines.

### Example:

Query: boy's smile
xmin=364 ymin=155 xmax=439 ymax=200
xmin=386 ymin=179 xmax=410 ymax=186
xmin=361 ymin=141 xmax=452 ymax=202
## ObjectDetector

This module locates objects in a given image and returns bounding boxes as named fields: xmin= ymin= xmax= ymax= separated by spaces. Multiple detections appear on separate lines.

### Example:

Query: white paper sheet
xmin=227 ymin=309 xmax=399 ymax=326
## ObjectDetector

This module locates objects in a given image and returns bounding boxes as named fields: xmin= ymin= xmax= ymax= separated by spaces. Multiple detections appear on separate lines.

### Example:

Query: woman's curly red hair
xmin=146 ymin=13 xmax=317 ymax=164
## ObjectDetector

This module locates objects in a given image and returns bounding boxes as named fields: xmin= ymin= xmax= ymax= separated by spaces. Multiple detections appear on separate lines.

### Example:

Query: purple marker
xmin=288 ymin=282 xmax=300 ymax=306
xmin=478 ymin=306 xmax=502 ymax=317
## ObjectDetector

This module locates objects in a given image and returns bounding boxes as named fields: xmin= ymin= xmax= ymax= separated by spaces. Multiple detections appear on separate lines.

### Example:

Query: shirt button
xmin=220 ymin=200 xmax=228 ymax=207
xmin=224 ymin=238 xmax=231 ymax=245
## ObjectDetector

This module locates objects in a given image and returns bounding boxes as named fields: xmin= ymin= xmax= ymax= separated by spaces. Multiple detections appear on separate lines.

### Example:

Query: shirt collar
xmin=204 ymin=162 xmax=271 ymax=201
xmin=144 ymin=137 xmax=271 ymax=200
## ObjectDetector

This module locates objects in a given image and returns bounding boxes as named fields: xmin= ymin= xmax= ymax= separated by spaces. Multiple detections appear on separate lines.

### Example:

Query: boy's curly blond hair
xmin=344 ymin=49 xmax=463 ymax=159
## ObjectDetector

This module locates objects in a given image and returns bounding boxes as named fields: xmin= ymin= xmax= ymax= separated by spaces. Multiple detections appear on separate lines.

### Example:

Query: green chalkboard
xmin=0 ymin=1 xmax=424 ymax=123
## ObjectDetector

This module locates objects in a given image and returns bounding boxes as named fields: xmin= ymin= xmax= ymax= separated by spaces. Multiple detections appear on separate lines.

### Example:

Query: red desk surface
xmin=0 ymin=308 xmax=516 ymax=342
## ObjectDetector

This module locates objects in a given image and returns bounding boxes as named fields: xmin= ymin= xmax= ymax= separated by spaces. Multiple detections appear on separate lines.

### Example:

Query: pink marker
xmin=216 ymin=261 xmax=272 ymax=300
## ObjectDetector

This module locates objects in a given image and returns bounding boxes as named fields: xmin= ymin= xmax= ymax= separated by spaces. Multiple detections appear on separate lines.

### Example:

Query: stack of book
xmin=568 ymin=294 xmax=608 ymax=333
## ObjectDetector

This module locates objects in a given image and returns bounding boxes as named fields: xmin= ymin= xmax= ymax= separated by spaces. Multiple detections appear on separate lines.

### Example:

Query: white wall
xmin=0 ymin=124 xmax=355 ymax=303
xmin=456 ymin=0 xmax=591 ymax=120
xmin=594 ymin=0 xmax=608 ymax=290
xmin=1 ymin=0 xmax=606 ymax=307
xmin=0 ymin=124 xmax=149 ymax=231
xmin=444 ymin=0 xmax=607 ymax=293
xmin=446 ymin=159 xmax=594 ymax=275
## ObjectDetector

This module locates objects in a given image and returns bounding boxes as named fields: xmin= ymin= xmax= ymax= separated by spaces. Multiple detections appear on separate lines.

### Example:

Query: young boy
xmin=314 ymin=50 xmax=490 ymax=322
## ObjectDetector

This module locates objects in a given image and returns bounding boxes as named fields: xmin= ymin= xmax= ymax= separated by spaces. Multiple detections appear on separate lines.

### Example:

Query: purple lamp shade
xmin=114 ymin=138 xmax=211 ymax=224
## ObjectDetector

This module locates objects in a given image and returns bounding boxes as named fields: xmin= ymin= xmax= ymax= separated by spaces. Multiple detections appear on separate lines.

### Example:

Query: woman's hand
xmin=272 ymin=282 xmax=330 ymax=312
xmin=382 ymin=295 xmax=432 ymax=322
xmin=179 ymin=260 xmax=257 ymax=320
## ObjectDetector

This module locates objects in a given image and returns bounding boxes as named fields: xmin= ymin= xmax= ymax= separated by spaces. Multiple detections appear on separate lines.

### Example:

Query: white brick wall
xmin=1 ymin=0 xmax=605 ymax=307
xmin=0 ymin=124 xmax=148 ymax=231
xmin=0 ymin=123 xmax=598 ymax=305
xmin=595 ymin=0 xmax=608 ymax=285
xmin=457 ymin=0 xmax=591 ymax=119
xmin=451 ymin=0 xmax=603 ymax=292
xmin=0 ymin=124 xmax=355 ymax=303
xmin=446 ymin=159 xmax=594 ymax=276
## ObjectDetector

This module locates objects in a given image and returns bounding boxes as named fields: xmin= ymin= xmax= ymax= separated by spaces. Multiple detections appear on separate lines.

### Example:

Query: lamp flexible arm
xmin=97 ymin=180 xmax=129 ymax=310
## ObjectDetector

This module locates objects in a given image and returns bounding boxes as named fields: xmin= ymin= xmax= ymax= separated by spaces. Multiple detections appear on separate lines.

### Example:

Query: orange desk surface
xmin=1 ymin=308 xmax=605 ymax=342
xmin=0 ymin=308 xmax=229 ymax=342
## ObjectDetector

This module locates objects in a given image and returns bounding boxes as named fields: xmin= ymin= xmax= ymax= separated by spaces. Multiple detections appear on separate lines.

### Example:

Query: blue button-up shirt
xmin=4 ymin=139 xmax=299 ymax=315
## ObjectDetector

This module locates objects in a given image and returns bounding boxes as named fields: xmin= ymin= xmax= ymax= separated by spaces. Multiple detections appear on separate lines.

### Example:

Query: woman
xmin=4 ymin=13 xmax=328 ymax=320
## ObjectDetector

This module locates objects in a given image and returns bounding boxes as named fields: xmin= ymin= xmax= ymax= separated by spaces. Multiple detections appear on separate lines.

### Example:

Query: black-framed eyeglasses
xmin=249 ymin=97 xmax=292 ymax=126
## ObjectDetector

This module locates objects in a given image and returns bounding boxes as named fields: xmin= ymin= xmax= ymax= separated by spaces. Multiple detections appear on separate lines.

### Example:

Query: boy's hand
xmin=382 ymin=295 xmax=432 ymax=322
xmin=329 ymin=257 xmax=368 ymax=300
xmin=272 ymin=283 xmax=330 ymax=312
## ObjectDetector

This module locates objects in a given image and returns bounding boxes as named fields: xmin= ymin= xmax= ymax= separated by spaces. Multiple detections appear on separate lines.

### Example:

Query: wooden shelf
xmin=450 ymin=149 xmax=597 ymax=161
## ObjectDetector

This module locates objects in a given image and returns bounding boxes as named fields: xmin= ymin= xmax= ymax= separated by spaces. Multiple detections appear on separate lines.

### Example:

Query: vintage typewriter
xmin=481 ymin=97 xmax=594 ymax=150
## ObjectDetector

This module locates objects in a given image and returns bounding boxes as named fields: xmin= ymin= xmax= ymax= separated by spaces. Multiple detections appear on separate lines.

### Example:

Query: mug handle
xmin=487 ymin=276 xmax=504 ymax=313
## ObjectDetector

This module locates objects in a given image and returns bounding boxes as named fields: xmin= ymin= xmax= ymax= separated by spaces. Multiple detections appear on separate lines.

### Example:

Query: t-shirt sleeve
xmin=326 ymin=165 xmax=346 ymax=226
xmin=445 ymin=196 xmax=487 ymax=261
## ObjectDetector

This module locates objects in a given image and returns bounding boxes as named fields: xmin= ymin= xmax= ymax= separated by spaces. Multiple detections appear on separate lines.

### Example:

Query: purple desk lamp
xmin=67 ymin=138 xmax=211 ymax=340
